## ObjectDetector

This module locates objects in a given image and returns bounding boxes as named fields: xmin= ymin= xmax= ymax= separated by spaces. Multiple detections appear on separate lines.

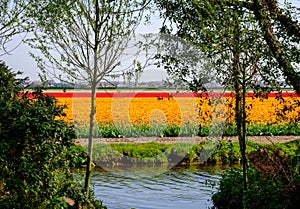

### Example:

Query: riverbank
xmin=74 ymin=138 xmax=300 ymax=167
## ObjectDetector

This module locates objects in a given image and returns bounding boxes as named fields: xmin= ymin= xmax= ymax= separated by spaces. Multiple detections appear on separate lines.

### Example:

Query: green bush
xmin=0 ymin=62 xmax=105 ymax=209
xmin=212 ymin=168 xmax=244 ymax=209
xmin=212 ymin=168 xmax=300 ymax=209
xmin=212 ymin=144 xmax=300 ymax=209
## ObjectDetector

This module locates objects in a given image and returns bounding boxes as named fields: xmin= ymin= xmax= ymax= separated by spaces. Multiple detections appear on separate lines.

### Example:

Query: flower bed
xmin=51 ymin=91 xmax=300 ymax=126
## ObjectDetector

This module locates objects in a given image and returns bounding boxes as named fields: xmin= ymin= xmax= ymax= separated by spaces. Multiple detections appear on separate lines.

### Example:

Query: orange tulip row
xmin=56 ymin=96 xmax=300 ymax=126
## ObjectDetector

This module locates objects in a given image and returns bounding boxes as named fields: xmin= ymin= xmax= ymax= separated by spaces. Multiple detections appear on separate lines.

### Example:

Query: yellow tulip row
xmin=56 ymin=96 xmax=300 ymax=126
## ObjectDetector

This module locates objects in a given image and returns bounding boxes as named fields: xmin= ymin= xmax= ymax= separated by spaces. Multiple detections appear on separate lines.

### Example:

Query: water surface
xmin=91 ymin=165 xmax=227 ymax=209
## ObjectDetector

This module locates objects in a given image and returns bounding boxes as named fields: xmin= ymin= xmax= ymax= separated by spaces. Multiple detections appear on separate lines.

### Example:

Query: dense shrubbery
xmin=212 ymin=142 xmax=300 ymax=209
xmin=0 ymin=62 xmax=105 ymax=209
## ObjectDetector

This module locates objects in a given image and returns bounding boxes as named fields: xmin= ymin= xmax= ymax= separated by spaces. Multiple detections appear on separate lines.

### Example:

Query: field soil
xmin=74 ymin=135 xmax=300 ymax=146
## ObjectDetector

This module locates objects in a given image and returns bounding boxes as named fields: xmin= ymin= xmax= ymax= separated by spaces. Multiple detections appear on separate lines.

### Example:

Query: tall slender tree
xmin=28 ymin=0 xmax=150 ymax=198
xmin=154 ymin=0 xmax=286 ymax=194
xmin=176 ymin=0 xmax=300 ymax=94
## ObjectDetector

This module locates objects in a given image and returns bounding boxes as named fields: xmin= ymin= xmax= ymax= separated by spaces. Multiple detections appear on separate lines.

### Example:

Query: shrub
xmin=212 ymin=168 xmax=244 ymax=209
xmin=0 ymin=62 xmax=105 ymax=209
xmin=212 ymin=144 xmax=300 ymax=209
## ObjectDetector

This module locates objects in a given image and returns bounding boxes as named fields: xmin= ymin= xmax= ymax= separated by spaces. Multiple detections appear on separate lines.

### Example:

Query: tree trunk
xmin=84 ymin=82 xmax=96 ymax=198
xmin=219 ymin=0 xmax=300 ymax=95
xmin=234 ymin=80 xmax=248 ymax=191
xmin=232 ymin=7 xmax=248 ymax=192
xmin=241 ymin=75 xmax=248 ymax=191
xmin=84 ymin=0 xmax=100 ymax=198
xmin=234 ymin=84 xmax=248 ymax=190
xmin=253 ymin=0 xmax=300 ymax=95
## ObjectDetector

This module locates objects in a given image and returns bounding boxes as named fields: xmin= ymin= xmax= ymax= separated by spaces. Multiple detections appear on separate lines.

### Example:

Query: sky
xmin=1 ymin=0 xmax=299 ymax=82
xmin=0 ymin=5 xmax=167 ymax=81
xmin=1 ymin=8 xmax=166 ymax=82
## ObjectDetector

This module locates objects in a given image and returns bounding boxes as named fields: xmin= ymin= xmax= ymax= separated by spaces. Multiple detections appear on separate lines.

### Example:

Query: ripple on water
xmin=91 ymin=165 xmax=225 ymax=209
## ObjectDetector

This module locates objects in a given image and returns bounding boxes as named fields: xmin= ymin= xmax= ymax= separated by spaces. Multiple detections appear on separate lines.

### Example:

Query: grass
xmin=81 ymin=140 xmax=300 ymax=166
xmin=75 ymin=122 xmax=300 ymax=138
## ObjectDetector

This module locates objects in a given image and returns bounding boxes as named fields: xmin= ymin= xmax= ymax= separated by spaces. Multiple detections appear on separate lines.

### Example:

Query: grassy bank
xmin=82 ymin=139 xmax=300 ymax=167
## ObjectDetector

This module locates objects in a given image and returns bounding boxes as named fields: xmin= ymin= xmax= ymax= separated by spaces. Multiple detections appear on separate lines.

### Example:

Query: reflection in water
xmin=91 ymin=165 xmax=228 ymax=209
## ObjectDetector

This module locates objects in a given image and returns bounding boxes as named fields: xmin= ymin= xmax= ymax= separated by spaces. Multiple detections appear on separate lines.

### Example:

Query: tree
xmin=156 ymin=0 xmax=300 ymax=94
xmin=154 ymin=0 xmax=287 ymax=194
xmin=0 ymin=0 xmax=29 ymax=56
xmin=0 ymin=61 xmax=103 ymax=208
xmin=189 ymin=0 xmax=300 ymax=94
xmin=251 ymin=0 xmax=300 ymax=94
xmin=28 ymin=0 xmax=150 ymax=198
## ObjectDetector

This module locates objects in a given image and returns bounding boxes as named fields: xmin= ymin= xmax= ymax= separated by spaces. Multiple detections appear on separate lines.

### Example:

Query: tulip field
xmin=47 ymin=91 xmax=300 ymax=127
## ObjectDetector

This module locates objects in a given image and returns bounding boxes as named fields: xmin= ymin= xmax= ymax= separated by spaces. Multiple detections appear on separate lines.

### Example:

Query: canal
xmin=91 ymin=164 xmax=228 ymax=209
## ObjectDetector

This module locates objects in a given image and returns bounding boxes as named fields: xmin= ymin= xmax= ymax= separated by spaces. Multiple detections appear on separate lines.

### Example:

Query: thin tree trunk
xmin=84 ymin=0 xmax=100 ymax=198
xmin=241 ymin=76 xmax=248 ymax=191
xmin=232 ymin=6 xmax=248 ymax=192
xmin=84 ymin=82 xmax=96 ymax=197
xmin=234 ymin=83 xmax=248 ymax=191
xmin=233 ymin=53 xmax=248 ymax=190
xmin=234 ymin=86 xmax=246 ymax=181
